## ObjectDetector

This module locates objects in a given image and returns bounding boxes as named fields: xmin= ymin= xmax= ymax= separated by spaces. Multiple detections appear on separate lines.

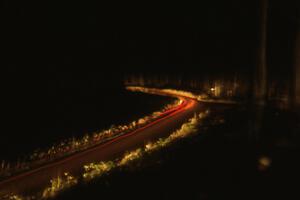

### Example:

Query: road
xmin=0 ymin=95 xmax=203 ymax=197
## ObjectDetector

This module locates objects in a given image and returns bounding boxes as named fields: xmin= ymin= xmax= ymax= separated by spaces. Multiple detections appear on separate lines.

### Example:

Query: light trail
xmin=0 ymin=88 xmax=203 ymax=198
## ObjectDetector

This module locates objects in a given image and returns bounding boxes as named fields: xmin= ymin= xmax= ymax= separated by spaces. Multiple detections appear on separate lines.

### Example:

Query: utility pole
xmin=294 ymin=28 xmax=300 ymax=108
xmin=254 ymin=0 xmax=268 ymax=106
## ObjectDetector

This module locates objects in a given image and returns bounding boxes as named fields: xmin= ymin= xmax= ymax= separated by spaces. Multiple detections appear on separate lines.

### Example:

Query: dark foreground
xmin=54 ymin=104 xmax=300 ymax=200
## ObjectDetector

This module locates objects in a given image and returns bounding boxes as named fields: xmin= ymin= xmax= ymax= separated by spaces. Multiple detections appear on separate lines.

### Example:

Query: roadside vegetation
xmin=3 ymin=110 xmax=209 ymax=200
xmin=127 ymin=86 xmax=237 ymax=104
xmin=0 ymin=97 xmax=181 ymax=180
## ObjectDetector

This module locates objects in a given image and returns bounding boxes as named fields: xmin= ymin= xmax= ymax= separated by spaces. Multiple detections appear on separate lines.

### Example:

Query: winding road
xmin=0 ymin=93 xmax=203 ymax=197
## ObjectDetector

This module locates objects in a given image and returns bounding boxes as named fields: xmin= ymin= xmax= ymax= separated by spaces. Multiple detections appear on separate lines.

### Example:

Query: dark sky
xmin=2 ymin=0 xmax=299 ymax=93
xmin=3 ymin=1 xmax=260 ymax=72
xmin=45 ymin=1 xmax=260 ymax=73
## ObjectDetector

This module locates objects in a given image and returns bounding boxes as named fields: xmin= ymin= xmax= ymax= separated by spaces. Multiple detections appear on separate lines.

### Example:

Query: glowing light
xmin=258 ymin=156 xmax=272 ymax=171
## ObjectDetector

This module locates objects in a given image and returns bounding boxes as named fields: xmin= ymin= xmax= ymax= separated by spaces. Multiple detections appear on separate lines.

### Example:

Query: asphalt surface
xmin=0 ymin=97 xmax=204 ymax=197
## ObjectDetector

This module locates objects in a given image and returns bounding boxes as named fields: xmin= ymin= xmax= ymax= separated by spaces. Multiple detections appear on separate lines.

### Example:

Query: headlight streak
xmin=4 ymin=110 xmax=209 ymax=200
xmin=1 ymin=87 xmax=211 ymax=200
xmin=0 ymin=94 xmax=181 ymax=180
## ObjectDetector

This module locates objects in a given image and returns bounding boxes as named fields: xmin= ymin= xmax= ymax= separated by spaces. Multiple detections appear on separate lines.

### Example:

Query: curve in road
xmin=0 ymin=95 xmax=203 ymax=197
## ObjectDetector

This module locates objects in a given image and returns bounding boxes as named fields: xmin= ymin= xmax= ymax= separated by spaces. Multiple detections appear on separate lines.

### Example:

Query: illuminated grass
xmin=127 ymin=86 xmax=237 ymax=104
xmin=145 ymin=111 xmax=208 ymax=152
xmin=82 ymin=110 xmax=209 ymax=181
xmin=1 ymin=173 xmax=77 ymax=200
xmin=2 ymin=110 xmax=209 ymax=200
xmin=83 ymin=161 xmax=115 ymax=181
xmin=41 ymin=173 xmax=77 ymax=199
xmin=3 ymin=194 xmax=24 ymax=200
xmin=1 ymin=87 xmax=210 ymax=200
xmin=126 ymin=86 xmax=204 ymax=100
xmin=117 ymin=149 xmax=143 ymax=166
xmin=0 ymin=95 xmax=181 ymax=179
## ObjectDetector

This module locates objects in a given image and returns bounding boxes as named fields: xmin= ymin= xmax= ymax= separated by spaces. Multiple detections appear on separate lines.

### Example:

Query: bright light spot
xmin=258 ymin=156 xmax=272 ymax=171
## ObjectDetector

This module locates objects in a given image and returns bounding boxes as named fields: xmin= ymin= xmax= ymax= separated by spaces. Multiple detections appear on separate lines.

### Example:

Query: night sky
xmin=3 ymin=1 xmax=299 ymax=81
xmin=3 ymin=1 xmax=259 ymax=74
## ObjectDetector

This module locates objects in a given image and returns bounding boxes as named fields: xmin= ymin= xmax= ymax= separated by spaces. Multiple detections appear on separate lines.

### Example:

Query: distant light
xmin=210 ymin=87 xmax=215 ymax=91
xmin=258 ymin=156 xmax=272 ymax=171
